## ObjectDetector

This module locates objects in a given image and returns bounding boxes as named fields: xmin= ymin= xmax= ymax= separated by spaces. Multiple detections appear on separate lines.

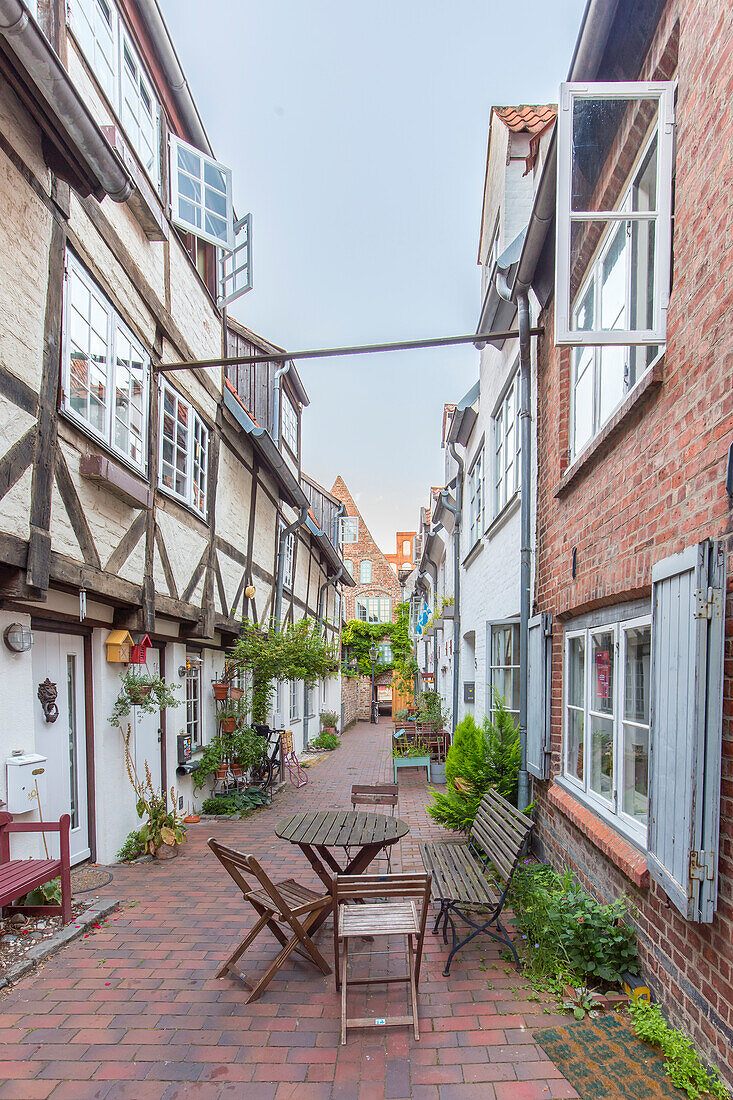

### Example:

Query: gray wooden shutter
xmin=527 ymin=613 xmax=552 ymax=780
xmin=648 ymin=540 xmax=726 ymax=923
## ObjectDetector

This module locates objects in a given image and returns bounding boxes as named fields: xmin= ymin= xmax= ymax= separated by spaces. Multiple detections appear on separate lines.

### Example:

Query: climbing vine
xmin=341 ymin=601 xmax=415 ymax=688
xmin=228 ymin=618 xmax=339 ymax=724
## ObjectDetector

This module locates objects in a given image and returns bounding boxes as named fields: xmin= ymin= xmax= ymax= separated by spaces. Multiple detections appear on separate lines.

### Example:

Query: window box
xmin=79 ymin=453 xmax=152 ymax=508
xmin=442 ymin=605 xmax=455 ymax=619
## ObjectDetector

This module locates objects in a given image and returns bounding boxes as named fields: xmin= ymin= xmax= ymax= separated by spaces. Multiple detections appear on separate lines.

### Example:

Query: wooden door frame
xmin=30 ymin=618 xmax=96 ymax=863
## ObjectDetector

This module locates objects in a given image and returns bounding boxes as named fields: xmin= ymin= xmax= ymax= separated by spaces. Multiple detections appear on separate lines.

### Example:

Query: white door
xmin=32 ymin=632 xmax=90 ymax=864
xmin=132 ymin=649 xmax=162 ymax=793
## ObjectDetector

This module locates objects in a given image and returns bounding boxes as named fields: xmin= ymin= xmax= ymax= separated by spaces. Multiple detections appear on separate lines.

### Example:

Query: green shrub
xmin=310 ymin=731 xmax=340 ymax=751
xmin=117 ymin=830 xmax=146 ymax=862
xmin=19 ymin=877 xmax=62 ymax=906
xmin=628 ymin=1000 xmax=728 ymax=1099
xmin=509 ymin=860 xmax=638 ymax=986
xmin=444 ymin=714 xmax=485 ymax=787
xmin=200 ymin=789 xmax=269 ymax=817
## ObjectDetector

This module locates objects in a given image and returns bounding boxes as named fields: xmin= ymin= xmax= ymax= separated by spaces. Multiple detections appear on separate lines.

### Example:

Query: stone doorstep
xmin=0 ymin=897 xmax=120 ymax=989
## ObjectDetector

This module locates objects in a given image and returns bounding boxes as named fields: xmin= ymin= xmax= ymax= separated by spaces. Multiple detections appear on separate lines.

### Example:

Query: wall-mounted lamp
xmin=179 ymin=656 xmax=203 ymax=679
xmin=3 ymin=623 xmax=33 ymax=653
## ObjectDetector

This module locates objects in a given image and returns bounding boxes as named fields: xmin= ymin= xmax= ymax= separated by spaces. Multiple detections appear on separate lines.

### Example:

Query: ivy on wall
xmin=341 ymin=601 xmax=415 ymax=691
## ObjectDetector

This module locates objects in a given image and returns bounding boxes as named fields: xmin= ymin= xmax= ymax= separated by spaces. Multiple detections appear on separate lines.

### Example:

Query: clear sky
xmin=160 ymin=0 xmax=587 ymax=550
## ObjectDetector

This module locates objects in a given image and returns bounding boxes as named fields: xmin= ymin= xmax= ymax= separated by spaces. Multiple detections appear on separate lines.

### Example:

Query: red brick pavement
xmin=0 ymin=718 xmax=577 ymax=1099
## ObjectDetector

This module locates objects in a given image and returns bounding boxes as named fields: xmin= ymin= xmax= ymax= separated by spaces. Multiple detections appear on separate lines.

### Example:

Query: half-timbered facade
xmin=0 ymin=0 xmax=347 ymax=862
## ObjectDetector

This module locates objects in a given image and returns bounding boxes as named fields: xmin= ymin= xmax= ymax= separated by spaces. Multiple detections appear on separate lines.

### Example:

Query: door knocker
xmin=37 ymin=678 xmax=59 ymax=723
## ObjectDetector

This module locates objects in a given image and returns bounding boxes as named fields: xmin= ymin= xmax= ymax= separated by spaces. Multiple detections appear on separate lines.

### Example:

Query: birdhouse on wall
xmin=129 ymin=634 xmax=152 ymax=665
xmin=105 ymin=629 xmax=133 ymax=663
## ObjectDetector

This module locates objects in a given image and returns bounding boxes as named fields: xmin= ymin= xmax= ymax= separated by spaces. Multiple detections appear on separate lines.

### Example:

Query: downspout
xmin=424 ymin=559 xmax=439 ymax=692
xmin=272 ymin=361 xmax=292 ymax=447
xmin=443 ymin=446 xmax=464 ymax=741
xmin=497 ymin=272 xmax=532 ymax=812
xmin=273 ymin=504 xmax=309 ymax=629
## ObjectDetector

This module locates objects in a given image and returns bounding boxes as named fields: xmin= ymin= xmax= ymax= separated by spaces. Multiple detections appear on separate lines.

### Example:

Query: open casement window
xmin=556 ymin=82 xmax=675 ymax=347
xmin=169 ymin=135 xmax=235 ymax=250
xmin=648 ymin=541 xmax=726 ymax=924
xmin=279 ymin=523 xmax=295 ymax=591
xmin=340 ymin=516 xmax=359 ymax=544
xmin=527 ymin=614 xmax=552 ymax=781
xmin=218 ymin=214 xmax=253 ymax=307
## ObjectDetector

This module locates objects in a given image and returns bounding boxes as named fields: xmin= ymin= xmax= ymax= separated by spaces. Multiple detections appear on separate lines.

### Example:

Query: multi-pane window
xmin=186 ymin=652 xmax=202 ymax=749
xmin=344 ymin=559 xmax=354 ymax=576
xmin=378 ymin=642 xmax=393 ymax=663
xmin=281 ymin=394 xmax=298 ymax=455
xmin=494 ymin=373 xmax=520 ymax=514
xmin=468 ymin=449 xmax=484 ymax=546
xmin=62 ymin=251 xmax=148 ymax=472
xmin=68 ymin=0 xmax=160 ymax=186
xmin=289 ymin=680 xmax=299 ymax=722
xmin=570 ymin=134 xmax=662 ymax=457
xmin=489 ymin=623 xmax=520 ymax=723
xmin=332 ymin=591 xmax=341 ymax=625
xmin=169 ymin=135 xmax=234 ymax=249
xmin=279 ymin=524 xmax=295 ymax=590
xmin=340 ymin=517 xmax=359 ymax=544
xmin=356 ymin=597 xmax=391 ymax=623
xmin=159 ymin=381 xmax=209 ymax=517
xmin=360 ymin=560 xmax=372 ymax=584
xmin=564 ymin=617 xmax=651 ymax=842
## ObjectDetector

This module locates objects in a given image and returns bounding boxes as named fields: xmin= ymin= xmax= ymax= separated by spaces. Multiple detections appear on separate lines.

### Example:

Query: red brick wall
xmin=330 ymin=477 xmax=402 ymax=620
xmin=532 ymin=0 xmax=733 ymax=1082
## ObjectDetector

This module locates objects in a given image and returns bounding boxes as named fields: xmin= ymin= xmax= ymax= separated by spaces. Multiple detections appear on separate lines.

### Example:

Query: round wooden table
xmin=275 ymin=810 xmax=410 ymax=930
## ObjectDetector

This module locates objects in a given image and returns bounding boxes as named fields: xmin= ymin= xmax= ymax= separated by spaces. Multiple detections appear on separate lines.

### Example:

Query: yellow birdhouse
xmin=105 ymin=629 xmax=133 ymax=663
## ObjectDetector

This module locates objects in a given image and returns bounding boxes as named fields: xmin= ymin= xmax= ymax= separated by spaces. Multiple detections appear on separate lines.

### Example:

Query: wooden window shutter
xmin=527 ymin=613 xmax=552 ymax=781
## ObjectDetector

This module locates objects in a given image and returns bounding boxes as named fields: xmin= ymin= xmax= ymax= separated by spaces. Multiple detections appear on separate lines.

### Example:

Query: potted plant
xmin=192 ymin=726 xmax=266 ymax=792
xmin=217 ymin=697 xmax=248 ymax=734
xmin=110 ymin=668 xmax=180 ymax=727
xmin=442 ymin=596 xmax=455 ymax=619
xmin=121 ymin=730 xmax=187 ymax=858
xmin=320 ymin=710 xmax=339 ymax=735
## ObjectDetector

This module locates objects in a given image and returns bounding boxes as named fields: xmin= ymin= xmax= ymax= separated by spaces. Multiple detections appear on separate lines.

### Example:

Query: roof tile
xmin=494 ymin=104 xmax=557 ymax=134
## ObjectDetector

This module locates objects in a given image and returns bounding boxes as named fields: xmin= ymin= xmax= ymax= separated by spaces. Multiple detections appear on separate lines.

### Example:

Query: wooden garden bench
xmin=419 ymin=789 xmax=533 ymax=976
xmin=0 ymin=813 xmax=72 ymax=924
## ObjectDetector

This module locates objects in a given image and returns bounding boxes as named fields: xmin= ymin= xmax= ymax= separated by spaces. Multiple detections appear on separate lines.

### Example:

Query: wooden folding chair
xmin=333 ymin=872 xmax=432 ymax=1043
xmin=208 ymin=838 xmax=332 ymax=1003
xmin=350 ymin=784 xmax=398 ymax=869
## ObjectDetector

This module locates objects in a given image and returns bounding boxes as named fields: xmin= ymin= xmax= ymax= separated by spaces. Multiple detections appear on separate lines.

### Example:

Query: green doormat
xmin=536 ymin=1014 xmax=689 ymax=1100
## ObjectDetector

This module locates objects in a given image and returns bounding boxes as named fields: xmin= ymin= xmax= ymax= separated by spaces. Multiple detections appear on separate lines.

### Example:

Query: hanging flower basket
xmin=128 ymin=684 xmax=153 ymax=704
xmin=228 ymin=685 xmax=244 ymax=701
xmin=212 ymin=681 xmax=229 ymax=701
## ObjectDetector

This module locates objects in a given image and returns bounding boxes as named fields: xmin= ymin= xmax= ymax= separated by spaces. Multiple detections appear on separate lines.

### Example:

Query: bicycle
xmin=249 ymin=724 xmax=282 ymax=790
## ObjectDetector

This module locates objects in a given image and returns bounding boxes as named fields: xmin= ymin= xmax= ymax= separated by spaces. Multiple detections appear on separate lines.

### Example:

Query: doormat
xmin=71 ymin=867 xmax=114 ymax=893
xmin=535 ymin=1013 xmax=687 ymax=1100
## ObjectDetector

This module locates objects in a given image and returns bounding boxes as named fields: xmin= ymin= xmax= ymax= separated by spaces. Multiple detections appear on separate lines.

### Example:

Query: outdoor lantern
xmin=3 ymin=623 xmax=33 ymax=653
xmin=369 ymin=643 xmax=379 ymax=663
xmin=179 ymin=655 xmax=203 ymax=678
xmin=244 ymin=584 xmax=256 ymax=599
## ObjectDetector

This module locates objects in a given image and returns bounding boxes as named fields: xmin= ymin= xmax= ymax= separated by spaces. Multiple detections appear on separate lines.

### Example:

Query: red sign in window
xmin=596 ymin=650 xmax=610 ymax=699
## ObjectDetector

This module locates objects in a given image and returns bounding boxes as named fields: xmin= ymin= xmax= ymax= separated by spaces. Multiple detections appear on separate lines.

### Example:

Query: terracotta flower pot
xmin=323 ymin=726 xmax=336 ymax=735
xmin=155 ymin=841 xmax=179 ymax=860
xmin=184 ymin=814 xmax=200 ymax=824
xmin=212 ymin=682 xmax=229 ymax=700
xmin=216 ymin=766 xmax=228 ymax=779
xmin=228 ymin=686 xmax=244 ymax=701
xmin=220 ymin=718 xmax=236 ymax=733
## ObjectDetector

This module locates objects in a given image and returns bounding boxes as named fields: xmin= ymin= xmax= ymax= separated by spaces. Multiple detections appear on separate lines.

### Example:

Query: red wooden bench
xmin=0 ymin=813 xmax=72 ymax=924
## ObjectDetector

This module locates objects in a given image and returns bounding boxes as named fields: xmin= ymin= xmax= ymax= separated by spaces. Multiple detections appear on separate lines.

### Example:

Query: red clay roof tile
xmin=494 ymin=104 xmax=557 ymax=134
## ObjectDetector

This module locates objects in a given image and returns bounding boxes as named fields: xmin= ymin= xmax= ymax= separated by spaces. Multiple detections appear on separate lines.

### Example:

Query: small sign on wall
xmin=464 ymin=681 xmax=475 ymax=703
xmin=595 ymin=650 xmax=611 ymax=699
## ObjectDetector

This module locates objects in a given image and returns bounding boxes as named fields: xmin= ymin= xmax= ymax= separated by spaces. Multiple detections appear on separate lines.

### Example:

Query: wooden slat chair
xmin=333 ymin=872 xmax=432 ymax=1044
xmin=208 ymin=838 xmax=332 ymax=1003
xmin=419 ymin=789 xmax=533 ymax=976
xmin=350 ymin=784 xmax=398 ymax=870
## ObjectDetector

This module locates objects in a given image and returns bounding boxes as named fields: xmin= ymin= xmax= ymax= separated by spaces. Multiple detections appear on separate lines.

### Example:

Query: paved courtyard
xmin=0 ymin=718 xmax=578 ymax=1099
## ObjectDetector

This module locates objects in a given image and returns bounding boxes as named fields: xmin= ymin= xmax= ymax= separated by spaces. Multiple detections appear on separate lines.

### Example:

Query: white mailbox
xmin=5 ymin=753 xmax=47 ymax=814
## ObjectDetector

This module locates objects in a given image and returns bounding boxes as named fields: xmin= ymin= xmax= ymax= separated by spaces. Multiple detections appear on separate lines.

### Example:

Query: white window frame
xmin=281 ymin=393 xmax=298 ymax=456
xmin=61 ymin=251 xmax=149 ymax=474
xmin=289 ymin=680 xmax=300 ymax=723
xmin=340 ymin=517 xmax=359 ymax=544
xmin=555 ymin=81 xmax=675 ymax=347
xmin=562 ymin=615 xmax=651 ymax=846
xmin=279 ymin=522 xmax=295 ymax=591
xmin=378 ymin=642 xmax=393 ymax=664
xmin=218 ymin=213 xmax=253 ymax=307
xmin=467 ymin=448 xmax=485 ymax=546
xmin=356 ymin=596 xmax=392 ymax=624
xmin=119 ymin=25 xmax=160 ymax=189
xmin=68 ymin=0 xmax=161 ymax=188
xmin=359 ymin=559 xmax=372 ymax=584
xmin=158 ymin=379 xmax=209 ymax=517
xmin=488 ymin=620 xmax=520 ymax=724
xmin=493 ymin=371 xmax=520 ymax=516
xmin=568 ymin=128 xmax=665 ymax=459
xmin=169 ymin=134 xmax=235 ymax=250
xmin=186 ymin=650 xmax=202 ymax=750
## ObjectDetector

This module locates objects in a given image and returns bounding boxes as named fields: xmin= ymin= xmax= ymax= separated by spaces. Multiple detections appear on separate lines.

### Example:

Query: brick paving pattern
xmin=0 ymin=718 xmax=577 ymax=1099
